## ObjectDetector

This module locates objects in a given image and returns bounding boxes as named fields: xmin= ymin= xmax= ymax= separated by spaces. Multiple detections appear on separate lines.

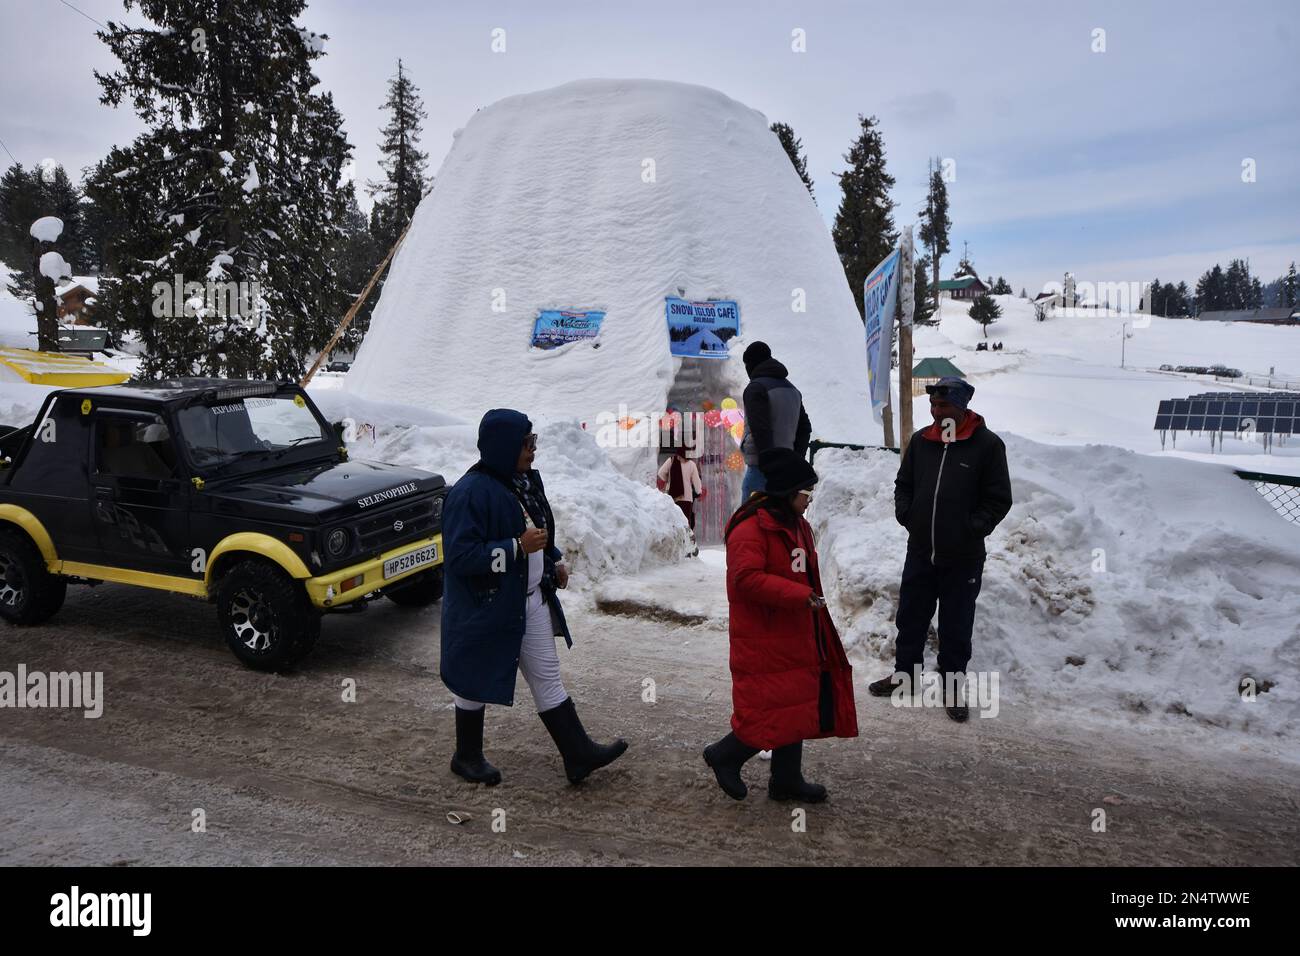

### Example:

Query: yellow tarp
xmin=0 ymin=347 xmax=131 ymax=387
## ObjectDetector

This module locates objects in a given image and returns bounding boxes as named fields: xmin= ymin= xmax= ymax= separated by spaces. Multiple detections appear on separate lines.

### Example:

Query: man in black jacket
xmin=740 ymin=341 xmax=812 ymax=503
xmin=869 ymin=377 xmax=1012 ymax=721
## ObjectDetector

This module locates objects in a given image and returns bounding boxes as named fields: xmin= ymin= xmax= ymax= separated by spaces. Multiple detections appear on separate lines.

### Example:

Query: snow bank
xmin=809 ymin=439 xmax=1300 ymax=744
xmin=310 ymin=388 xmax=691 ymax=582
xmin=347 ymin=78 xmax=876 ymax=473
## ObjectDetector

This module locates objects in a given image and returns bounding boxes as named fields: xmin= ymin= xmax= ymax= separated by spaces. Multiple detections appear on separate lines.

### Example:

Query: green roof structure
xmin=912 ymin=357 xmax=965 ymax=379
xmin=936 ymin=276 xmax=985 ymax=291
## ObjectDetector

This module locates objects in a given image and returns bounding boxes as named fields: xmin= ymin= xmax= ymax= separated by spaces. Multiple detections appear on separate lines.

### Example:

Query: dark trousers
xmin=675 ymin=499 xmax=696 ymax=531
xmin=894 ymin=550 xmax=985 ymax=676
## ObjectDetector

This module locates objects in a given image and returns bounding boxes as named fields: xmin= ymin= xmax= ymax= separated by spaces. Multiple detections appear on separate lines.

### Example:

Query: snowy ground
xmin=906 ymin=295 xmax=1300 ymax=476
xmin=2 ymin=581 xmax=1296 ymax=866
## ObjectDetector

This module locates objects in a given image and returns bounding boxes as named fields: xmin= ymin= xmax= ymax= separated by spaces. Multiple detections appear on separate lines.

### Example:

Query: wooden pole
xmin=898 ymin=227 xmax=916 ymax=457
xmin=300 ymin=216 xmax=416 ymax=387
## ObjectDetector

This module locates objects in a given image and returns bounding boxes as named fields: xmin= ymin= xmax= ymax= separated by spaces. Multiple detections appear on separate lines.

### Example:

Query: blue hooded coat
xmin=439 ymin=409 xmax=571 ymax=705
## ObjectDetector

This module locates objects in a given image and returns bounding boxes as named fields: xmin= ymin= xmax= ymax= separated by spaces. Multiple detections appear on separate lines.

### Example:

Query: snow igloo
xmin=347 ymin=78 xmax=876 ymax=516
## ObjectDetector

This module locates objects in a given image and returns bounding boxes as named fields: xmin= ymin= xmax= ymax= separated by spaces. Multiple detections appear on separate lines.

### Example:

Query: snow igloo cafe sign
xmin=665 ymin=297 xmax=740 ymax=360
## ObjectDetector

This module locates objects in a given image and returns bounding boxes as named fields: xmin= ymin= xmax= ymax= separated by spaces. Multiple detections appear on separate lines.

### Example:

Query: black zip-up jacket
xmin=894 ymin=413 xmax=1012 ymax=565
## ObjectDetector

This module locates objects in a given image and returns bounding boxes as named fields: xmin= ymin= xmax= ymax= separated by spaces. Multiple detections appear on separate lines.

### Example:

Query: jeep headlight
xmin=326 ymin=528 xmax=350 ymax=557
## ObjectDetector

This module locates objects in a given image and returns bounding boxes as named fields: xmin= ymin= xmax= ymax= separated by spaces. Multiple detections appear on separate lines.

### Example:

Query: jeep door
xmin=89 ymin=408 xmax=193 ymax=577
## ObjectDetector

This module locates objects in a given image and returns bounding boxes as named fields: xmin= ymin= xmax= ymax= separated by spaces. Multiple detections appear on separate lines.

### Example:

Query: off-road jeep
xmin=0 ymin=378 xmax=445 ymax=669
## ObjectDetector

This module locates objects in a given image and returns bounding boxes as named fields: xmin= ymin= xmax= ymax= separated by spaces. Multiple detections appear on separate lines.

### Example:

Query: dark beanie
xmin=742 ymin=340 xmax=772 ymax=372
xmin=759 ymin=448 xmax=818 ymax=497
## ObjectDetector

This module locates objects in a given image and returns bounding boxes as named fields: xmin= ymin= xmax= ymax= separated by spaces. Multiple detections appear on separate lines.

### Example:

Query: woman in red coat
xmin=703 ymin=450 xmax=858 ymax=801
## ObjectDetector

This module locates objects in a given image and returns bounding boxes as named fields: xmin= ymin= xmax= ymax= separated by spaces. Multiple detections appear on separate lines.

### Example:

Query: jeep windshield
xmin=176 ymin=389 xmax=334 ymax=476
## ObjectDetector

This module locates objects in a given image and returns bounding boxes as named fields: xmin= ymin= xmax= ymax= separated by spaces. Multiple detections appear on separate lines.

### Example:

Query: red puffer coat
xmin=725 ymin=507 xmax=858 ymax=749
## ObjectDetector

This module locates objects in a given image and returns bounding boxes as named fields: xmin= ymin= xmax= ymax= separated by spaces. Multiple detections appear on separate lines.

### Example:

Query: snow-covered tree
xmin=1284 ymin=262 xmax=1298 ymax=308
xmin=832 ymin=114 xmax=897 ymax=319
xmin=770 ymin=122 xmax=815 ymax=200
xmin=367 ymin=59 xmax=430 ymax=250
xmin=968 ymin=293 xmax=1000 ymax=338
xmin=86 ymin=0 xmax=354 ymax=380
xmin=990 ymin=276 xmax=1012 ymax=295
xmin=918 ymin=157 xmax=950 ymax=315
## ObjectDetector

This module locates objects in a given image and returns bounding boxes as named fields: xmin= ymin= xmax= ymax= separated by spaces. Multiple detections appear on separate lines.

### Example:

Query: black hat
xmin=759 ymin=448 xmax=818 ymax=497
xmin=742 ymin=340 xmax=772 ymax=372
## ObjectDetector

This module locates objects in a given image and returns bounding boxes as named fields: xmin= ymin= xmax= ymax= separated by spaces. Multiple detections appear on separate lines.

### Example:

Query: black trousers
xmin=894 ymin=550 xmax=985 ymax=676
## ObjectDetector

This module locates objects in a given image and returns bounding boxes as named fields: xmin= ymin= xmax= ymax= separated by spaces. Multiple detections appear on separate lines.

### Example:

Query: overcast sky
xmin=2 ymin=0 xmax=1297 ymax=294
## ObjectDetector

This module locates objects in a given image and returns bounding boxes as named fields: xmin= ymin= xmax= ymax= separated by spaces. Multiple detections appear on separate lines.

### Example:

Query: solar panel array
xmin=1153 ymin=392 xmax=1300 ymax=434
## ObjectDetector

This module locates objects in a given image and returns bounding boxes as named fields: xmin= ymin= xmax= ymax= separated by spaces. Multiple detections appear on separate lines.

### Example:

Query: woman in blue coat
xmin=440 ymin=408 xmax=628 ymax=786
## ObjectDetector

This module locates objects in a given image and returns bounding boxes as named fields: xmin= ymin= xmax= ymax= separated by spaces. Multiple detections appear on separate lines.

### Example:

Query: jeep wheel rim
xmin=230 ymin=587 xmax=278 ymax=654
xmin=0 ymin=553 xmax=25 ymax=607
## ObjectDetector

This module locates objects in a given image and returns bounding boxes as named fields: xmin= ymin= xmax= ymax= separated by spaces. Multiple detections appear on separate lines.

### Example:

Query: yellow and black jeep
xmin=0 ymin=378 xmax=445 ymax=670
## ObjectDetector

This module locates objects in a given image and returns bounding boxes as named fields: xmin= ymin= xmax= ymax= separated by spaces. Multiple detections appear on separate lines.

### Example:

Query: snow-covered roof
xmin=55 ymin=276 xmax=100 ymax=298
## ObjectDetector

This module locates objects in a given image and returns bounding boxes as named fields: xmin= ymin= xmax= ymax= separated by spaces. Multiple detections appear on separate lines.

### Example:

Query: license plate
xmin=383 ymin=543 xmax=439 ymax=580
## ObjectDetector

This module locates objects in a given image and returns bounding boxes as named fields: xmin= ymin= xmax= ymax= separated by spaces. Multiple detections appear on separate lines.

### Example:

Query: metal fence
xmin=1236 ymin=470 xmax=1300 ymax=525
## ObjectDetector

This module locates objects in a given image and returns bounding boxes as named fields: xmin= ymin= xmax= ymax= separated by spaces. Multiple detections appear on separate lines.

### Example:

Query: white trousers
xmin=453 ymin=589 xmax=568 ymax=713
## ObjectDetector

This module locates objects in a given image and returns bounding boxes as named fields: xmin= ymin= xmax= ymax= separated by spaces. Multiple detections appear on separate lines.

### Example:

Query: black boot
xmin=703 ymin=732 xmax=760 ymax=800
xmin=538 ymin=697 xmax=628 ymax=784
xmin=868 ymin=671 xmax=921 ymax=698
xmin=944 ymin=673 xmax=970 ymax=723
xmin=450 ymin=706 xmax=502 ymax=786
xmin=767 ymin=740 xmax=828 ymax=803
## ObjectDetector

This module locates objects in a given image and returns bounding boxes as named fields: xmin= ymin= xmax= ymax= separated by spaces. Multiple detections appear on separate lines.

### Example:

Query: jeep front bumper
xmin=304 ymin=534 xmax=443 ymax=608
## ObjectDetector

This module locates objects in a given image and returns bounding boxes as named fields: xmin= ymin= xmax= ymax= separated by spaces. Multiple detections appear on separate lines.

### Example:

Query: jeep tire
xmin=0 ymin=527 xmax=67 ymax=626
xmin=216 ymin=559 xmax=320 ymax=670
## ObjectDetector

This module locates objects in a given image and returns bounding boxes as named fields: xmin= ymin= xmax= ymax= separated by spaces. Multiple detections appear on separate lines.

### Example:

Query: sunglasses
xmin=524 ymin=434 xmax=538 ymax=450
xmin=796 ymin=489 xmax=814 ymax=501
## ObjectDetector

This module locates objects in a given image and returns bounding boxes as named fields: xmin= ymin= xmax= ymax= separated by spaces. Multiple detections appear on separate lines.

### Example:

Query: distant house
xmin=55 ymin=277 xmax=100 ymax=326
xmin=937 ymin=275 xmax=988 ymax=301
xmin=1195 ymin=306 xmax=1299 ymax=325
xmin=911 ymin=356 xmax=965 ymax=396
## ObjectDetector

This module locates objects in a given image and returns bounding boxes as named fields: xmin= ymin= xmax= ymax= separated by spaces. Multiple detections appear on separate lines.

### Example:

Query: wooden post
xmin=300 ymin=215 xmax=416 ymax=387
xmin=898 ymin=227 xmax=916 ymax=457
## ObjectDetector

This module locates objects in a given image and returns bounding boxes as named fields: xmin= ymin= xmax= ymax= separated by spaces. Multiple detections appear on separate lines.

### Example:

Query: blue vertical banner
xmin=863 ymin=249 xmax=900 ymax=424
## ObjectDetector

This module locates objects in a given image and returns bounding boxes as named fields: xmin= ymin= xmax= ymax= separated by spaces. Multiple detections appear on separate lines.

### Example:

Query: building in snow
xmin=1195 ymin=307 xmax=1299 ymax=325
xmin=346 ymin=79 xmax=877 ymax=489
xmin=938 ymin=275 xmax=988 ymax=300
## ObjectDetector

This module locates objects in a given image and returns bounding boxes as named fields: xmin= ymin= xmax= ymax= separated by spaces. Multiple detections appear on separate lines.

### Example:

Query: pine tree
xmin=86 ymin=0 xmax=353 ymax=380
xmin=990 ymin=276 xmax=1012 ymax=295
xmin=334 ymin=190 xmax=382 ymax=346
xmin=0 ymin=164 xmax=42 ymax=277
xmin=953 ymin=241 xmax=976 ymax=278
xmin=368 ymin=59 xmax=430 ymax=251
xmin=770 ymin=122 xmax=815 ymax=200
xmin=1285 ymin=262 xmax=1298 ymax=308
xmin=917 ymin=157 xmax=950 ymax=317
xmin=1146 ymin=277 xmax=1162 ymax=315
xmin=1195 ymin=264 xmax=1227 ymax=314
xmin=1174 ymin=281 xmax=1191 ymax=317
xmin=832 ymin=115 xmax=897 ymax=319
xmin=913 ymin=254 xmax=935 ymax=324
xmin=968 ymin=294 xmax=1001 ymax=338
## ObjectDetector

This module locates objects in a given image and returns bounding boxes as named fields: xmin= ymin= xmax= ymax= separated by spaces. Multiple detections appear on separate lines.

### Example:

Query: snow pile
xmin=309 ymin=389 xmax=691 ymax=582
xmin=348 ymin=78 xmax=876 ymax=471
xmin=809 ymin=440 xmax=1300 ymax=743
xmin=29 ymin=217 xmax=63 ymax=243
